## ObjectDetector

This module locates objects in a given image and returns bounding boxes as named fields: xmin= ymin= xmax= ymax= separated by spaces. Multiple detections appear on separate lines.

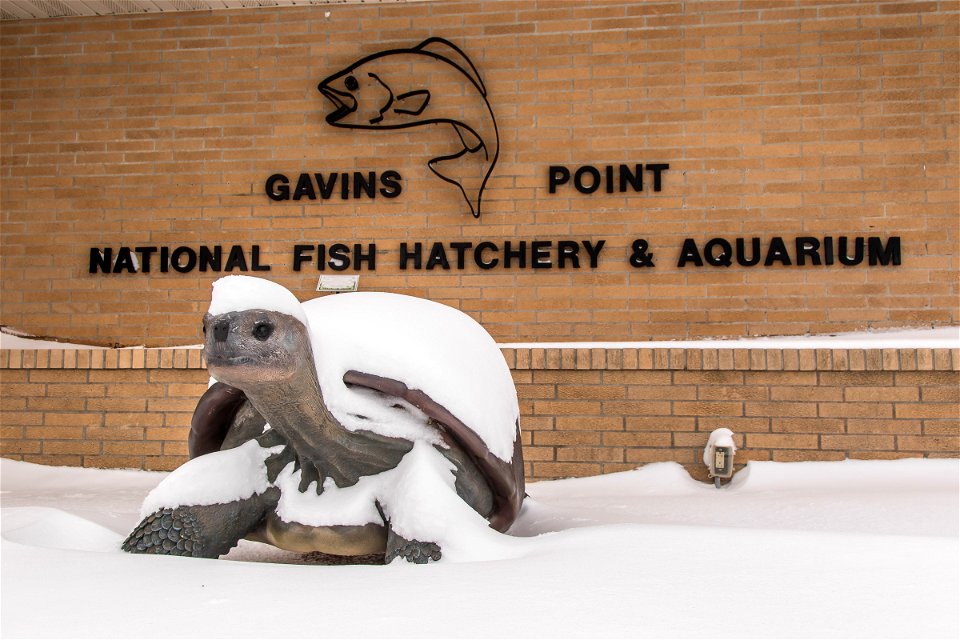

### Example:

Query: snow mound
xmin=1 ymin=457 xmax=957 ymax=638
xmin=140 ymin=439 xmax=283 ymax=518
xmin=518 ymin=459 xmax=959 ymax=538
xmin=729 ymin=457 xmax=958 ymax=493
xmin=2 ymin=507 xmax=121 ymax=552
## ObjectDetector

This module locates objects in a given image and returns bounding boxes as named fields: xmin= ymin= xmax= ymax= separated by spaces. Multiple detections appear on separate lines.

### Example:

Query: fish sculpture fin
xmin=393 ymin=89 xmax=431 ymax=116
xmin=451 ymin=122 xmax=484 ymax=154
xmin=414 ymin=37 xmax=487 ymax=96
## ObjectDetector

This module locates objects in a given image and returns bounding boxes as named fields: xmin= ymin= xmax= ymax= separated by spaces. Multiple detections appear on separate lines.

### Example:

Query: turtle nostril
xmin=213 ymin=321 xmax=230 ymax=343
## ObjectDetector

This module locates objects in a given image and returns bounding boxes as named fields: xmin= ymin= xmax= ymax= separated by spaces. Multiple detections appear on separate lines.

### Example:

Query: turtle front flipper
xmin=122 ymin=437 xmax=285 ymax=558
xmin=123 ymin=488 xmax=279 ymax=558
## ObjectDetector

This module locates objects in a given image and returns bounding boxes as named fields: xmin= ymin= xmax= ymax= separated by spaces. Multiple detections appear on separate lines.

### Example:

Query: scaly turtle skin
xmin=123 ymin=277 xmax=524 ymax=563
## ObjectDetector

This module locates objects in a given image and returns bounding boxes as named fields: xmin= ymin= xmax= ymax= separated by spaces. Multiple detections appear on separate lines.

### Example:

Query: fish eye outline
xmin=344 ymin=75 xmax=359 ymax=91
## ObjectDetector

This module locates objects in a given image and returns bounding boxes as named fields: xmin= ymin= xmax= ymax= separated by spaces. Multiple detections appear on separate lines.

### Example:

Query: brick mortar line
xmin=1 ymin=347 xmax=957 ymax=371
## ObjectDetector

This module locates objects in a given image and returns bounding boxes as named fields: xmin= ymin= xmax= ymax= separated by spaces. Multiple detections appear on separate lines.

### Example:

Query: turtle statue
xmin=122 ymin=276 xmax=524 ymax=564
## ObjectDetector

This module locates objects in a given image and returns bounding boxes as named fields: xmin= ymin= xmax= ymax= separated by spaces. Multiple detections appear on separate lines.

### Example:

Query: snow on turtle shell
xmin=303 ymin=292 xmax=520 ymax=462
xmin=209 ymin=276 xmax=520 ymax=462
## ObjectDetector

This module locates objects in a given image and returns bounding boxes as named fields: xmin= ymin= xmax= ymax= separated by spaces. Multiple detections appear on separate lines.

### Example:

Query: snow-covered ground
xmin=2 ymin=457 xmax=957 ymax=638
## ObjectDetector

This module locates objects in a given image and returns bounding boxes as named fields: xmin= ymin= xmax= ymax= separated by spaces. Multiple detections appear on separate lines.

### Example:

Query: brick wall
xmin=2 ymin=346 xmax=956 ymax=480
xmin=0 ymin=349 xmax=207 ymax=470
xmin=2 ymin=1 xmax=958 ymax=346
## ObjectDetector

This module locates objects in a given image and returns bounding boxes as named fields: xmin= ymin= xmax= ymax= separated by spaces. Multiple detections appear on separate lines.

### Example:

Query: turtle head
xmin=202 ymin=276 xmax=315 ymax=392
xmin=203 ymin=309 xmax=314 ymax=390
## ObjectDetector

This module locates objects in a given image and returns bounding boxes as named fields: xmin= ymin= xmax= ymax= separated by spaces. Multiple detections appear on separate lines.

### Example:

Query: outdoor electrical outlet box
xmin=317 ymin=275 xmax=359 ymax=293
xmin=712 ymin=445 xmax=734 ymax=478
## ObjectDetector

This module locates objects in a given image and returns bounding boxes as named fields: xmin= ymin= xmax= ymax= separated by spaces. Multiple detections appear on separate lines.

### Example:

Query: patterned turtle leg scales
xmin=122 ymin=489 xmax=279 ymax=559
xmin=384 ymin=529 xmax=441 ymax=564
xmin=122 ymin=507 xmax=207 ymax=557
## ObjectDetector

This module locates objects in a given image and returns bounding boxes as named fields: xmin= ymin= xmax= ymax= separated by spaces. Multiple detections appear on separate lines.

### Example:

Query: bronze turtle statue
xmin=122 ymin=276 xmax=524 ymax=563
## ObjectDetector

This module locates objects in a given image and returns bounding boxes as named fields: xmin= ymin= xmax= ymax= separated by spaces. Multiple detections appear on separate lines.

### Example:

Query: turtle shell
xmin=192 ymin=283 xmax=524 ymax=532
xmin=302 ymin=292 xmax=519 ymax=461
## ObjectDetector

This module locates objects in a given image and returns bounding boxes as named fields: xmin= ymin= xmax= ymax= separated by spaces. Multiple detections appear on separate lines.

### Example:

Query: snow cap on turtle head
xmin=207 ymin=276 xmax=308 ymax=327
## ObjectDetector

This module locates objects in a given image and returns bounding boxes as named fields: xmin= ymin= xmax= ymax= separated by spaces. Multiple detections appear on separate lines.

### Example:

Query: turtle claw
xmin=385 ymin=536 xmax=441 ymax=564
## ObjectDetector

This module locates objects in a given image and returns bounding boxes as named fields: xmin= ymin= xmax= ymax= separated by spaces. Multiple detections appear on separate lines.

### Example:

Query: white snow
xmin=3 ymin=324 xmax=956 ymax=351
xmin=1 ymin=457 xmax=956 ymax=638
xmin=320 ymin=383 xmax=444 ymax=447
xmin=0 ymin=331 xmax=106 ymax=349
xmin=369 ymin=441 xmax=523 ymax=563
xmin=272 ymin=458 xmax=384 ymax=528
xmin=301 ymin=291 xmax=520 ymax=461
xmin=207 ymin=275 xmax=308 ymax=326
xmin=139 ymin=440 xmax=284 ymax=518
xmin=500 ymin=325 xmax=960 ymax=349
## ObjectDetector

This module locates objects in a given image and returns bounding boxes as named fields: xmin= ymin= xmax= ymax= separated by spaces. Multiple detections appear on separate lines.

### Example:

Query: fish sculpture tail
xmin=428 ymin=122 xmax=498 ymax=219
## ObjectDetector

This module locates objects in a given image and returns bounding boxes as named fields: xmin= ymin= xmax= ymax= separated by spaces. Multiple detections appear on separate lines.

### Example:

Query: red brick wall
xmin=2 ymin=346 xmax=956 ymax=480
xmin=1 ymin=1 xmax=957 ymax=346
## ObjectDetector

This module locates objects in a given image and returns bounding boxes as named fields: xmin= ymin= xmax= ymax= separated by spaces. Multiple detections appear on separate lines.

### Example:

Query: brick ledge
xmin=1 ymin=347 xmax=956 ymax=371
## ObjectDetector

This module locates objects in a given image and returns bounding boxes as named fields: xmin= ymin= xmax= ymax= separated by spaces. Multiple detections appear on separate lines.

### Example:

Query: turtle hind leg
xmin=385 ymin=531 xmax=441 ymax=565
xmin=123 ymin=507 xmax=200 ymax=556
xmin=122 ymin=488 xmax=279 ymax=559
xmin=376 ymin=501 xmax=441 ymax=564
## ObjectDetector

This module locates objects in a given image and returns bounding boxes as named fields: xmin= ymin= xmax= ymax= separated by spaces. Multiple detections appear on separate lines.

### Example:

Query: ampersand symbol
xmin=630 ymin=239 xmax=655 ymax=268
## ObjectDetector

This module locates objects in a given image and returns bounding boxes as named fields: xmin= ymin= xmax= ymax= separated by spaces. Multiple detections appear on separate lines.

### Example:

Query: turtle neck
xmin=246 ymin=363 xmax=413 ymax=493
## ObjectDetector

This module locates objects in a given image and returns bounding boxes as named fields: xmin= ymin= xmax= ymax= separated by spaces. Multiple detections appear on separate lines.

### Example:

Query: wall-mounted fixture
xmin=317 ymin=275 xmax=359 ymax=293
xmin=704 ymin=428 xmax=737 ymax=488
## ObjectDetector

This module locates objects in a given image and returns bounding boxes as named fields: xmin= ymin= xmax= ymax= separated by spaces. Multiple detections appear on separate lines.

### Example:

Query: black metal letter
xmin=354 ymin=243 xmax=376 ymax=270
xmin=557 ymin=241 xmax=580 ymax=269
xmin=379 ymin=170 xmax=403 ymax=198
xmin=90 ymin=248 xmax=111 ymax=274
xmin=582 ymin=240 xmax=605 ymax=268
xmin=475 ymin=242 xmax=499 ymax=269
xmin=399 ymin=242 xmax=422 ymax=270
xmin=265 ymin=174 xmax=290 ymax=200
xmin=735 ymin=238 xmax=761 ymax=267
xmin=868 ymin=236 xmax=900 ymax=266
xmin=574 ymin=166 xmax=601 ymax=194
xmin=764 ymin=237 xmax=792 ymax=266
xmin=838 ymin=237 xmax=864 ymax=266
xmin=677 ymin=239 xmax=704 ymax=267
xmin=293 ymin=245 xmax=314 ymax=272
xmin=704 ymin=238 xmax=733 ymax=267
xmin=795 ymin=237 xmax=822 ymax=266
xmin=548 ymin=166 xmax=570 ymax=193
xmin=646 ymin=163 xmax=669 ymax=192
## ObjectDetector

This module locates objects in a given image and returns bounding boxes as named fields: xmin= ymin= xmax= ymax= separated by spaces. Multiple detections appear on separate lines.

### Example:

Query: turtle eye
xmin=344 ymin=75 xmax=359 ymax=91
xmin=253 ymin=322 xmax=273 ymax=341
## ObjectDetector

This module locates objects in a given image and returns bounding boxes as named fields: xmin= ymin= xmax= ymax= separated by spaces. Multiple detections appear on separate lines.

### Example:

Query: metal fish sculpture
xmin=317 ymin=37 xmax=499 ymax=219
